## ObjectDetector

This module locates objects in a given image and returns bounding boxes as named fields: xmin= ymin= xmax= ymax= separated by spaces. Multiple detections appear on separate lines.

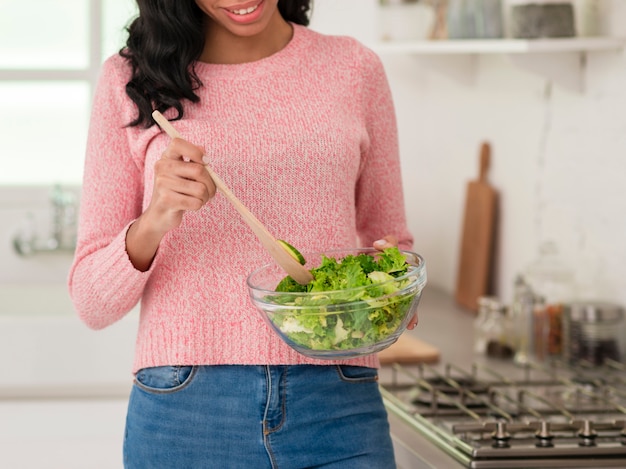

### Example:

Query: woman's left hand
xmin=373 ymin=235 xmax=398 ymax=251
xmin=372 ymin=234 xmax=419 ymax=330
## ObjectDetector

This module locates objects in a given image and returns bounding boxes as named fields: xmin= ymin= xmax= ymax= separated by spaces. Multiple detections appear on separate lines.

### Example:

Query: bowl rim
xmin=247 ymin=247 xmax=426 ymax=297
xmin=254 ymin=287 xmax=424 ymax=314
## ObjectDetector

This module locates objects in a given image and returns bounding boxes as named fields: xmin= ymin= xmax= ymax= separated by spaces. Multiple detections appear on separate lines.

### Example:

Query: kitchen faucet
xmin=13 ymin=185 xmax=78 ymax=256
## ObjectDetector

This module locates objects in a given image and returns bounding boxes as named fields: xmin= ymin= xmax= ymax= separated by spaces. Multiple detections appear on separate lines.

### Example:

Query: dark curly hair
xmin=120 ymin=0 xmax=312 ymax=128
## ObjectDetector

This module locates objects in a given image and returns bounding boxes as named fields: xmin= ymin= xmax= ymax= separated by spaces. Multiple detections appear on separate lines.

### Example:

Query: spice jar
xmin=563 ymin=301 xmax=625 ymax=366
xmin=524 ymin=241 xmax=575 ymax=362
xmin=533 ymin=297 xmax=566 ymax=361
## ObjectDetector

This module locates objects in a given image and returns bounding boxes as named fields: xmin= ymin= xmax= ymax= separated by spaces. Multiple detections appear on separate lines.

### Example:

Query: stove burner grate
xmin=381 ymin=360 xmax=626 ymax=468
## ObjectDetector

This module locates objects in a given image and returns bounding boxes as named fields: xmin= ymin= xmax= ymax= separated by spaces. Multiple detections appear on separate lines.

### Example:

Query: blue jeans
xmin=123 ymin=365 xmax=396 ymax=468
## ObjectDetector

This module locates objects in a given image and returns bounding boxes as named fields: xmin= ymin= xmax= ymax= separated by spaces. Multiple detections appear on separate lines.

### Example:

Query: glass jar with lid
xmin=474 ymin=296 xmax=515 ymax=359
xmin=524 ymin=241 xmax=575 ymax=361
xmin=474 ymin=296 xmax=498 ymax=354
xmin=563 ymin=301 xmax=625 ymax=365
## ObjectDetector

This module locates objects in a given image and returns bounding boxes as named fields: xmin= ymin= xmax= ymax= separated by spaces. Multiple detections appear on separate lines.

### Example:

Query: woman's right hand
xmin=126 ymin=138 xmax=216 ymax=271
xmin=146 ymin=138 xmax=216 ymax=234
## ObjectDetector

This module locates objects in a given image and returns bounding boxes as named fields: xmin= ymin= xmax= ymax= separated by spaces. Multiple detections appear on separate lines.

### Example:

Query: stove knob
xmin=535 ymin=421 xmax=554 ymax=448
xmin=491 ymin=421 xmax=511 ymax=449
xmin=577 ymin=420 xmax=597 ymax=447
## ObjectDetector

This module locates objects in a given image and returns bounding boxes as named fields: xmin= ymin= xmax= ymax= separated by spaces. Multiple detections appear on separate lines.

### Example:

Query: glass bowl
xmin=247 ymin=248 xmax=427 ymax=359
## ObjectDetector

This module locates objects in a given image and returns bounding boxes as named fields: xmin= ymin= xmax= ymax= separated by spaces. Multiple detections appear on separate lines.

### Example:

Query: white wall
xmin=1 ymin=0 xmax=626 ymax=309
xmin=311 ymin=0 xmax=626 ymax=306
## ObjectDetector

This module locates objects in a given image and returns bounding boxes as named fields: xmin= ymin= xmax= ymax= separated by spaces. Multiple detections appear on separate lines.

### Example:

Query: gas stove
xmin=380 ymin=360 xmax=626 ymax=468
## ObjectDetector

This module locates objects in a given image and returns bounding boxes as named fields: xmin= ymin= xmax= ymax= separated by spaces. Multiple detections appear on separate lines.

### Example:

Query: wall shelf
xmin=370 ymin=37 xmax=626 ymax=92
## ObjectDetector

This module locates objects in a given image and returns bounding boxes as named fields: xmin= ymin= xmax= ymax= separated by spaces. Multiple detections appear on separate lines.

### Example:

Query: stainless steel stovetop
xmin=381 ymin=360 xmax=626 ymax=468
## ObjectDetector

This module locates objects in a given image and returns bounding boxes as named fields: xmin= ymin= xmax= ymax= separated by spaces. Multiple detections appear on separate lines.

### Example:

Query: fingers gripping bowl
xmin=247 ymin=248 xmax=427 ymax=359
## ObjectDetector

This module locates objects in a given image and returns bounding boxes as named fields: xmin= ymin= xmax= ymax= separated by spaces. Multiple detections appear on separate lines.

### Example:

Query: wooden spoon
xmin=152 ymin=111 xmax=313 ymax=285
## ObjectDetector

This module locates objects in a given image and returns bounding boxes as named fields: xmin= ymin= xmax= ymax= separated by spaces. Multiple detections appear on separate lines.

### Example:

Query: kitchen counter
xmin=402 ymin=285 xmax=476 ymax=365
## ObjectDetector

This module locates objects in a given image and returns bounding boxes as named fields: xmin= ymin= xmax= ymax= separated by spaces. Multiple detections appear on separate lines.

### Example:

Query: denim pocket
xmin=335 ymin=365 xmax=379 ymax=383
xmin=134 ymin=365 xmax=197 ymax=394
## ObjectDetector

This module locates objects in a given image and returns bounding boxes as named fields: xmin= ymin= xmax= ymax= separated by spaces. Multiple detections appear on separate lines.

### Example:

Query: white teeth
xmin=231 ymin=5 xmax=258 ymax=15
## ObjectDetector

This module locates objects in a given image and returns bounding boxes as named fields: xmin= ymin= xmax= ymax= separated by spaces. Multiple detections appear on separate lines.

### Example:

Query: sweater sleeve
xmin=354 ymin=48 xmax=414 ymax=251
xmin=68 ymin=56 xmax=155 ymax=330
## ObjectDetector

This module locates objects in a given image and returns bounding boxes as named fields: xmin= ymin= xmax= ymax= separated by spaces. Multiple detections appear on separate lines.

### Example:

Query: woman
xmin=68 ymin=0 xmax=415 ymax=467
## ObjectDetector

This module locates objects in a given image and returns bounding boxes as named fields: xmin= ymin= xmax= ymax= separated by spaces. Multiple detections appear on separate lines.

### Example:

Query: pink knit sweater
xmin=68 ymin=24 xmax=413 ymax=373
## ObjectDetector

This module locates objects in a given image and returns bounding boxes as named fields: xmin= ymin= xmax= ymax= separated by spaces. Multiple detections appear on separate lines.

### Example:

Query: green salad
xmin=269 ymin=247 xmax=417 ymax=351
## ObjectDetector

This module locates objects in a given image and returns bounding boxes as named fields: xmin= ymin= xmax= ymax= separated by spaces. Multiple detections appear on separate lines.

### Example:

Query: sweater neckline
xmin=192 ymin=23 xmax=307 ymax=78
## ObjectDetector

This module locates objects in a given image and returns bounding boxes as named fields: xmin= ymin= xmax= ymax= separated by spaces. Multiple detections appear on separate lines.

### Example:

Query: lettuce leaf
xmin=269 ymin=247 xmax=416 ymax=352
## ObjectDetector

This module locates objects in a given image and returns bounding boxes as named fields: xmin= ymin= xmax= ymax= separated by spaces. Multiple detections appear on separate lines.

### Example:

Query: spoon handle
xmin=151 ymin=111 xmax=313 ymax=285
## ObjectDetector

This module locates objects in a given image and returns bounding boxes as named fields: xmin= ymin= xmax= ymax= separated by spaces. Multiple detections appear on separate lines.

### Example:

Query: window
xmin=0 ymin=0 xmax=138 ymax=185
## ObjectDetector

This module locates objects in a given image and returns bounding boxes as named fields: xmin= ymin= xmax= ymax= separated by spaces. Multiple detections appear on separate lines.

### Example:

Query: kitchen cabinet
xmin=370 ymin=37 xmax=626 ymax=93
